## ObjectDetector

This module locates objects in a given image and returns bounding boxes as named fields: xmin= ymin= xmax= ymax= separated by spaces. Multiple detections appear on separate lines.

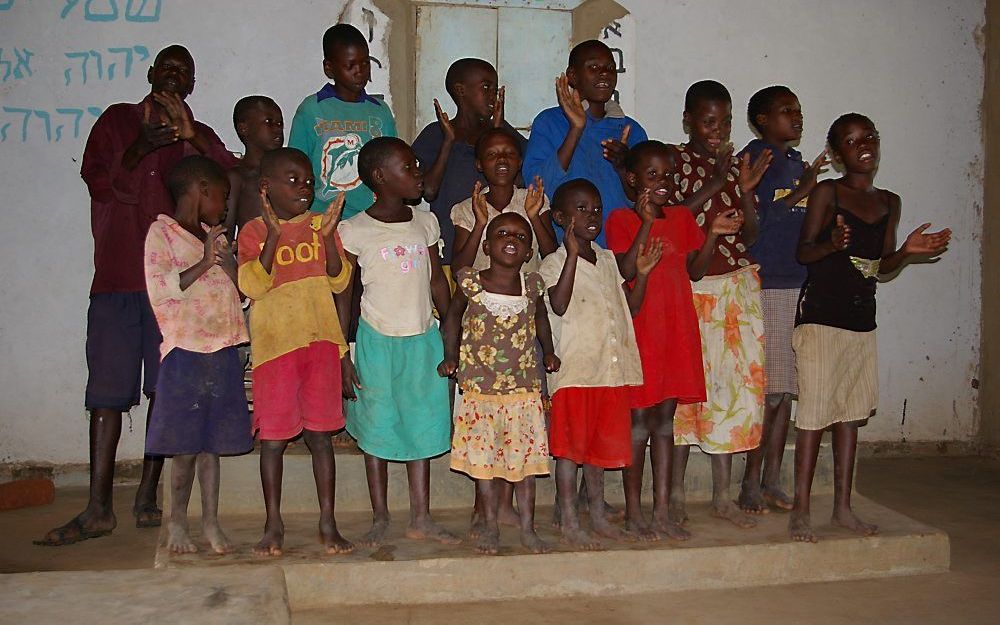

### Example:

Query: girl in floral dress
xmin=439 ymin=213 xmax=560 ymax=556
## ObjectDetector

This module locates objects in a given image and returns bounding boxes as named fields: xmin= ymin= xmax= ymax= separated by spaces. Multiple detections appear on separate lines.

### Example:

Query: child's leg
xmin=555 ymin=458 xmax=599 ymax=549
xmin=789 ymin=427 xmax=823 ymax=542
xmin=761 ymin=393 xmax=794 ymax=508
xmin=302 ymin=429 xmax=354 ymax=554
xmin=739 ymin=392 xmax=788 ymax=514
xmin=830 ymin=421 xmax=878 ymax=535
xmin=497 ymin=480 xmax=519 ymax=526
xmin=473 ymin=478 xmax=499 ymax=555
xmin=514 ymin=477 xmax=550 ymax=554
xmin=133 ymin=398 xmax=165 ymax=527
xmin=254 ymin=440 xmax=287 ymax=556
xmin=668 ymin=444 xmax=691 ymax=525
xmin=359 ymin=453 xmax=390 ymax=547
xmin=166 ymin=453 xmax=198 ymax=554
xmin=404 ymin=459 xmax=460 ymax=544
xmin=623 ymin=407 xmax=656 ymax=541
xmin=583 ymin=464 xmax=627 ymax=541
xmin=649 ymin=400 xmax=690 ymax=540
xmin=196 ymin=452 xmax=232 ymax=555
xmin=576 ymin=478 xmax=623 ymax=521
xmin=710 ymin=453 xmax=756 ymax=528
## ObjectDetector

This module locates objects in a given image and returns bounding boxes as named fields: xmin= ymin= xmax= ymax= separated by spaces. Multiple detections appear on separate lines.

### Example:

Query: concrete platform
xmin=155 ymin=496 xmax=949 ymax=611
xmin=172 ymin=441 xmax=834 ymax=516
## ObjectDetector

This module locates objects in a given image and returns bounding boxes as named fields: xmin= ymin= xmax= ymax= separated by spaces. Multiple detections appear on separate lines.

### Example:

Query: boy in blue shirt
xmin=523 ymin=40 xmax=646 ymax=247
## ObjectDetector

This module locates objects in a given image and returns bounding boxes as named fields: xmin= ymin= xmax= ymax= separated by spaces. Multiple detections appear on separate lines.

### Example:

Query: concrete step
xmin=173 ymin=441 xmax=833 ymax=517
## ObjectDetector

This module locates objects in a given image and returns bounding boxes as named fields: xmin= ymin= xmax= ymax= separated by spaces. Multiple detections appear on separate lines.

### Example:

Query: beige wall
xmin=981 ymin=0 xmax=1000 ymax=448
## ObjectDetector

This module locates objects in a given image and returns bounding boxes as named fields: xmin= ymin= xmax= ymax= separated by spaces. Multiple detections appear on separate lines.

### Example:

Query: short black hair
xmin=551 ymin=178 xmax=599 ymax=213
xmin=358 ymin=136 xmax=408 ymax=188
xmin=233 ymin=95 xmax=278 ymax=132
xmin=260 ymin=147 xmax=311 ymax=177
xmin=827 ymin=112 xmax=875 ymax=149
xmin=323 ymin=23 xmax=367 ymax=59
xmin=167 ymin=155 xmax=227 ymax=203
xmin=623 ymin=140 xmax=672 ymax=173
xmin=474 ymin=127 xmax=523 ymax=159
xmin=568 ymin=39 xmax=611 ymax=69
xmin=485 ymin=212 xmax=532 ymax=245
xmin=153 ymin=44 xmax=193 ymax=70
xmin=444 ymin=57 xmax=495 ymax=101
xmin=684 ymin=80 xmax=731 ymax=113
xmin=747 ymin=85 xmax=794 ymax=134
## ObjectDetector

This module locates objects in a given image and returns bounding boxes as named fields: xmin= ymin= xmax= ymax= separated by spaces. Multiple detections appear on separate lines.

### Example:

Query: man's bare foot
xmin=520 ymin=529 xmax=551 ymax=554
xmin=624 ymin=517 xmax=660 ymax=542
xmin=497 ymin=502 xmax=520 ymax=527
xmin=712 ymin=500 xmax=757 ymax=529
xmin=667 ymin=497 xmax=689 ymax=525
xmin=167 ymin=522 xmax=198 ymax=555
xmin=475 ymin=527 xmax=500 ymax=555
xmin=406 ymin=518 xmax=461 ymax=544
xmin=133 ymin=502 xmax=163 ymax=529
xmin=737 ymin=484 xmax=770 ymax=515
xmin=253 ymin=522 xmax=284 ymax=556
xmin=591 ymin=518 xmax=628 ymax=541
xmin=202 ymin=522 xmax=234 ymax=555
xmin=320 ymin=518 xmax=354 ymax=554
xmin=762 ymin=486 xmax=794 ymax=511
xmin=469 ymin=510 xmax=487 ymax=539
xmin=831 ymin=509 xmax=879 ymax=536
xmin=560 ymin=526 xmax=603 ymax=551
xmin=789 ymin=511 xmax=817 ymax=543
xmin=359 ymin=517 xmax=390 ymax=547
xmin=651 ymin=513 xmax=691 ymax=541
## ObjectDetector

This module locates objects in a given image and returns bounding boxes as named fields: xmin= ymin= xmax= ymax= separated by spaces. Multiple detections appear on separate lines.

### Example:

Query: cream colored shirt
xmin=538 ymin=246 xmax=643 ymax=393
xmin=338 ymin=209 xmax=440 ymax=337
xmin=450 ymin=186 xmax=549 ymax=273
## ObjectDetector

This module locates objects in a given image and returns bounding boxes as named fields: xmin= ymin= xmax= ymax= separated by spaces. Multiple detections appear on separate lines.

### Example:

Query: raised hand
xmin=491 ymin=85 xmax=506 ymax=128
xmin=471 ymin=180 xmax=490 ymax=226
xmin=738 ymin=148 xmax=773 ymax=194
xmin=320 ymin=194 xmax=345 ymax=239
xmin=556 ymin=73 xmax=586 ymax=130
xmin=213 ymin=236 xmax=237 ymax=274
xmin=543 ymin=353 xmax=561 ymax=373
xmin=636 ymin=236 xmax=663 ymax=275
xmin=433 ymin=98 xmax=456 ymax=143
xmin=710 ymin=209 xmax=743 ymax=236
xmin=259 ymin=187 xmax=281 ymax=236
xmin=831 ymin=214 xmax=851 ymax=250
xmin=437 ymin=359 xmax=458 ymax=378
xmin=601 ymin=124 xmax=631 ymax=168
xmin=712 ymin=143 xmax=735 ymax=181
xmin=798 ymin=149 xmax=830 ymax=197
xmin=152 ymin=91 xmax=195 ymax=141
xmin=636 ymin=188 xmax=657 ymax=224
xmin=202 ymin=224 xmax=226 ymax=263
xmin=563 ymin=215 xmax=580 ymax=257
xmin=902 ymin=223 xmax=951 ymax=256
xmin=525 ymin=176 xmax=545 ymax=219
xmin=139 ymin=100 xmax=179 ymax=150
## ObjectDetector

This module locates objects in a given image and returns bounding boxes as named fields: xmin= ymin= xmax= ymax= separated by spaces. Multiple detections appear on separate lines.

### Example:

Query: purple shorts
xmin=145 ymin=347 xmax=253 ymax=456
xmin=85 ymin=292 xmax=162 ymax=411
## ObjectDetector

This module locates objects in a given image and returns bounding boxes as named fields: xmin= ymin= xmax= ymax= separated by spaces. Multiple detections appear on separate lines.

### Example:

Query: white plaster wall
xmin=624 ymin=0 xmax=984 ymax=442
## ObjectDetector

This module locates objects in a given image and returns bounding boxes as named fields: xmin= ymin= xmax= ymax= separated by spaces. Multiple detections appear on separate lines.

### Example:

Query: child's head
xmin=358 ymin=136 xmax=424 ymax=201
xmin=566 ymin=40 xmax=617 ymax=105
xmin=445 ymin=58 xmax=498 ymax=120
xmin=683 ymin=80 xmax=733 ymax=153
xmin=260 ymin=148 xmax=315 ymax=219
xmin=233 ymin=95 xmax=284 ymax=153
xmin=322 ymin=23 xmax=370 ymax=97
xmin=551 ymin=178 xmax=603 ymax=242
xmin=747 ymin=85 xmax=801 ymax=143
xmin=148 ymin=45 xmax=195 ymax=99
xmin=483 ymin=213 xmax=533 ymax=269
xmin=474 ymin=127 xmax=523 ymax=188
xmin=827 ymin=113 xmax=879 ymax=173
xmin=167 ymin=155 xmax=230 ymax=225
xmin=624 ymin=140 xmax=676 ymax=208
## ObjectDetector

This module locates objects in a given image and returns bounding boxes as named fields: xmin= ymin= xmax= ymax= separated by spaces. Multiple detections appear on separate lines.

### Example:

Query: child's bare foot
xmin=762 ymin=485 xmax=794 ymax=511
xmin=624 ymin=517 xmax=660 ymax=542
xmin=712 ymin=500 xmax=757 ymax=529
xmin=831 ymin=509 xmax=879 ymax=536
xmin=789 ymin=511 xmax=817 ymax=543
xmin=469 ymin=510 xmax=487 ymax=539
xmin=497 ymin=502 xmax=520 ymax=527
xmin=651 ymin=513 xmax=691 ymax=541
xmin=359 ymin=517 xmax=390 ymax=547
xmin=253 ymin=522 xmax=284 ymax=556
xmin=406 ymin=518 xmax=461 ymax=544
xmin=737 ymin=483 xmax=770 ymax=515
xmin=667 ymin=497 xmax=689 ymax=525
xmin=520 ymin=529 xmax=551 ymax=554
xmin=551 ymin=501 xmax=563 ymax=528
xmin=320 ymin=518 xmax=354 ymax=554
xmin=560 ymin=526 xmax=604 ymax=551
xmin=591 ymin=517 xmax=628 ymax=541
xmin=474 ymin=527 xmax=500 ymax=555
xmin=167 ymin=522 xmax=198 ymax=555
xmin=201 ymin=522 xmax=234 ymax=555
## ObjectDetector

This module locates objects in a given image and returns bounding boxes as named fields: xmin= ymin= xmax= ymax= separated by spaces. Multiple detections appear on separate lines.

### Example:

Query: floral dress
xmin=449 ymin=268 xmax=550 ymax=481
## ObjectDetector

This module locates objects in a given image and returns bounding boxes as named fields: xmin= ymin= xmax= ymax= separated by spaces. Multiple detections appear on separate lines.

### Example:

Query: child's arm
xmin=734 ymin=150 xmax=772 ymax=246
xmin=687 ymin=210 xmax=741 ymax=280
xmin=616 ymin=190 xmax=656 ymax=281
xmin=236 ymin=196 xmax=282 ymax=301
xmin=319 ymin=194 xmax=346 ymax=279
xmin=256 ymin=189 xmax=282 ymax=274
xmin=430 ymin=244 xmax=452 ymax=320
xmin=212 ymin=236 xmax=239 ymax=287
xmin=781 ymin=149 xmax=830 ymax=210
xmin=419 ymin=102 xmax=456 ymax=202
xmin=877 ymin=194 xmax=951 ymax=275
xmin=625 ymin=237 xmax=663 ymax=316
xmin=534 ymin=292 xmax=561 ymax=373
xmin=336 ymin=251 xmax=361 ymax=401
xmin=547 ymin=219 xmax=580 ymax=316
xmin=451 ymin=182 xmax=490 ymax=271
xmin=554 ymin=74 xmax=587 ymax=171
xmin=437 ymin=284 xmax=467 ymax=378
xmin=796 ymin=181 xmax=846 ymax=264
xmin=224 ymin=168 xmax=243 ymax=243
xmin=524 ymin=176 xmax=558 ymax=257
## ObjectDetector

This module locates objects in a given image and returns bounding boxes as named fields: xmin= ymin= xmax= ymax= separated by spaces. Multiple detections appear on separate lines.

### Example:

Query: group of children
xmin=111 ymin=24 xmax=953 ymax=557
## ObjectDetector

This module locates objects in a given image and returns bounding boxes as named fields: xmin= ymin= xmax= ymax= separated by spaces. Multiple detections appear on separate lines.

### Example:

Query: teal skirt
xmin=346 ymin=318 xmax=451 ymax=461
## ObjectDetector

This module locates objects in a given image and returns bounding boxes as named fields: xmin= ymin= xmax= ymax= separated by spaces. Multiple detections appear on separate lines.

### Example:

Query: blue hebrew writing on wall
xmin=61 ymin=0 xmax=161 ymax=22
xmin=1 ymin=106 xmax=104 ymax=143
xmin=0 ymin=48 xmax=35 ymax=82
xmin=64 ymin=45 xmax=149 ymax=85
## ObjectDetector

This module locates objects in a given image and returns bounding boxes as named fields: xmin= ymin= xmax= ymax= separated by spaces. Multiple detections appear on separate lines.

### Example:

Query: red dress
xmin=606 ymin=207 xmax=707 ymax=409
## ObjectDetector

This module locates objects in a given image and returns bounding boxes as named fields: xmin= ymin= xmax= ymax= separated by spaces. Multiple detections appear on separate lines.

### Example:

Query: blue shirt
xmin=523 ymin=106 xmax=646 ymax=247
xmin=741 ymin=138 xmax=808 ymax=289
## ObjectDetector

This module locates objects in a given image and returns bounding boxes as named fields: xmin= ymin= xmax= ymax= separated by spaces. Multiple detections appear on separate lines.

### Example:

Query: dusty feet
xmin=359 ymin=517 xmax=390 ymax=547
xmin=201 ymin=521 xmax=234 ymax=555
xmin=133 ymin=501 xmax=163 ymax=528
xmin=831 ymin=508 xmax=879 ymax=536
xmin=761 ymin=485 xmax=794 ymax=511
xmin=35 ymin=512 xmax=116 ymax=546
xmin=253 ymin=521 xmax=285 ymax=556
xmin=520 ymin=529 xmax=552 ymax=554
xmin=651 ymin=511 xmax=691 ymax=541
xmin=468 ymin=509 xmax=487 ymax=539
xmin=320 ymin=518 xmax=354 ymax=554
xmin=623 ymin=517 xmax=660 ymax=542
xmin=560 ymin=525 xmax=603 ymax=550
xmin=475 ymin=526 xmax=500 ymax=555
xmin=497 ymin=502 xmax=520 ymax=527
xmin=667 ymin=496 xmax=689 ymax=526
xmin=406 ymin=518 xmax=461 ymax=545
xmin=591 ymin=517 xmax=628 ymax=542
xmin=711 ymin=500 xmax=757 ymax=529
xmin=167 ymin=520 xmax=198 ymax=555
xmin=789 ymin=511 xmax=817 ymax=543
xmin=737 ymin=483 xmax=770 ymax=515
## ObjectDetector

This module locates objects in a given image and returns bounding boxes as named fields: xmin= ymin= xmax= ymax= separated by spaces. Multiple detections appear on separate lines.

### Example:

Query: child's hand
xmin=798 ymin=149 xmax=830 ymax=197
xmin=636 ymin=236 xmax=663 ymax=275
xmin=710 ymin=209 xmax=743 ymax=236
xmin=831 ymin=214 xmax=851 ymax=250
xmin=260 ymin=188 xmax=281 ymax=237
xmin=555 ymin=73 xmax=586 ymax=130
xmin=525 ymin=176 xmax=545 ymax=219
xmin=320 ymin=194 xmax=345 ymax=239
xmin=491 ymin=86 xmax=506 ymax=128
xmin=601 ymin=124 xmax=631 ymax=169
xmin=341 ymin=354 xmax=362 ymax=401
xmin=563 ymin=216 xmax=580 ymax=257
xmin=902 ymin=223 xmax=951 ymax=256
xmin=202 ymin=224 xmax=226 ymax=263
xmin=543 ymin=353 xmax=561 ymax=373
xmin=152 ymin=91 xmax=195 ymax=141
xmin=636 ymin=189 xmax=657 ymax=224
xmin=213 ymin=236 xmax=237 ymax=273
xmin=433 ymin=98 xmax=456 ymax=143
xmin=738 ymin=148 xmax=773 ymax=194
xmin=471 ymin=180 xmax=490 ymax=226
xmin=437 ymin=359 xmax=458 ymax=378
